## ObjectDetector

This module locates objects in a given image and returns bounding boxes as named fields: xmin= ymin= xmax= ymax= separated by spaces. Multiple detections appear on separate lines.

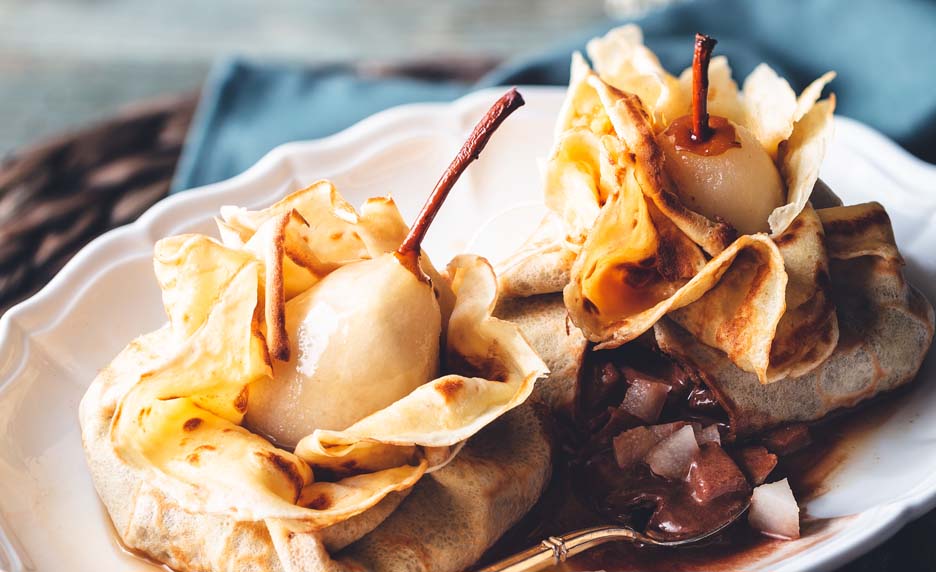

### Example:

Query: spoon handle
xmin=476 ymin=526 xmax=641 ymax=572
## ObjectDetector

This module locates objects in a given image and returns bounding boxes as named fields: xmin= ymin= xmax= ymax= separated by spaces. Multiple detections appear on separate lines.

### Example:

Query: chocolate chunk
xmin=593 ymin=405 xmax=643 ymax=445
xmin=736 ymin=445 xmax=778 ymax=485
xmin=599 ymin=362 xmax=622 ymax=387
xmin=687 ymin=443 xmax=751 ymax=503
xmin=586 ymin=362 xmax=626 ymax=410
xmin=763 ymin=424 xmax=812 ymax=456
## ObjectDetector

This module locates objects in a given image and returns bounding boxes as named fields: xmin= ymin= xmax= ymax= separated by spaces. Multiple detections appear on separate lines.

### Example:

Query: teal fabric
xmin=172 ymin=0 xmax=936 ymax=193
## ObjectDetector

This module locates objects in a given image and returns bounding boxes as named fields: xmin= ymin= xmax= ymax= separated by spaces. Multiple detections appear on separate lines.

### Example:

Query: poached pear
xmin=658 ymin=116 xmax=784 ymax=235
xmin=660 ymin=34 xmax=785 ymax=236
xmin=246 ymin=254 xmax=441 ymax=445
xmin=247 ymin=88 xmax=526 ymax=448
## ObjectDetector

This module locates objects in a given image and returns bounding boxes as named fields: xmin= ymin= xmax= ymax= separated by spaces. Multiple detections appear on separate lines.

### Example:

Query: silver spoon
xmin=476 ymin=501 xmax=750 ymax=572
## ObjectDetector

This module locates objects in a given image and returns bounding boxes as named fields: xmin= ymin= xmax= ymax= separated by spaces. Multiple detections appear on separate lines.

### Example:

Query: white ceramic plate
xmin=1 ymin=87 xmax=934 ymax=572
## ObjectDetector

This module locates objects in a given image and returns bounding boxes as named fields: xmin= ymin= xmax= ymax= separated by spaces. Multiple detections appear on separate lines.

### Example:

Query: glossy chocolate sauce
xmin=480 ymin=339 xmax=909 ymax=572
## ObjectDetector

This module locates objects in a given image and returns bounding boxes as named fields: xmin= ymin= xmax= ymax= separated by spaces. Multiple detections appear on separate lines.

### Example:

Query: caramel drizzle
xmin=665 ymin=33 xmax=739 ymax=157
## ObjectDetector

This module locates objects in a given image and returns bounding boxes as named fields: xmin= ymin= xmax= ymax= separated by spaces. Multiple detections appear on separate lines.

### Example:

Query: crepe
xmin=495 ymin=293 xmax=589 ymax=413
xmin=499 ymin=26 xmax=839 ymax=384
xmin=82 ymin=392 xmax=551 ymax=571
xmin=496 ymin=25 xmax=932 ymax=436
xmin=80 ymin=182 xmax=550 ymax=571
xmin=559 ymin=89 xmax=835 ymax=382
xmin=656 ymin=203 xmax=935 ymax=436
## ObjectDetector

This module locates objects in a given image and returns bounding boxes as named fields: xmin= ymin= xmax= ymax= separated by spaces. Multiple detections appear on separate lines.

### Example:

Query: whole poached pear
xmin=247 ymin=254 xmax=441 ymax=446
xmin=657 ymin=34 xmax=785 ymax=236
xmin=658 ymin=116 xmax=784 ymax=236
xmin=246 ymin=88 xmax=526 ymax=448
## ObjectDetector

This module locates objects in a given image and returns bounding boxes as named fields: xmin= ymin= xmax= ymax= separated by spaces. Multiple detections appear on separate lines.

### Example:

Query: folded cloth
xmin=172 ymin=0 xmax=936 ymax=193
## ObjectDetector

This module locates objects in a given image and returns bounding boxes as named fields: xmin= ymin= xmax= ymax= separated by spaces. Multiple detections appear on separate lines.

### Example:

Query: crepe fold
xmin=80 ymin=182 xmax=550 ymax=571
xmin=494 ymin=293 xmax=589 ymax=413
xmin=215 ymin=180 xmax=456 ymax=361
xmin=498 ymin=27 xmax=838 ymax=384
xmin=657 ymin=202 xmax=935 ymax=436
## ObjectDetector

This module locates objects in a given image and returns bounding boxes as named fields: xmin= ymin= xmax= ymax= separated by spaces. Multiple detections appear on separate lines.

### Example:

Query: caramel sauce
xmin=584 ymin=265 xmax=671 ymax=321
xmin=664 ymin=115 xmax=741 ymax=157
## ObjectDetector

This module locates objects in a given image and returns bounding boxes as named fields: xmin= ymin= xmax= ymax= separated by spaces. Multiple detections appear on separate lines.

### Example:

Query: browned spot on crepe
xmin=772 ymin=217 xmax=805 ymax=246
xmin=822 ymin=207 xmax=889 ymax=237
xmin=183 ymin=418 xmax=202 ymax=432
xmin=770 ymin=291 xmax=836 ymax=364
xmin=655 ymin=234 xmax=682 ymax=282
xmin=305 ymin=493 xmax=333 ymax=510
xmin=234 ymin=386 xmax=249 ymax=414
xmin=447 ymin=351 xmax=509 ymax=382
xmin=436 ymin=379 xmax=464 ymax=403
xmin=255 ymin=451 xmax=305 ymax=500
xmin=136 ymin=406 xmax=151 ymax=425
xmin=717 ymin=255 xmax=772 ymax=345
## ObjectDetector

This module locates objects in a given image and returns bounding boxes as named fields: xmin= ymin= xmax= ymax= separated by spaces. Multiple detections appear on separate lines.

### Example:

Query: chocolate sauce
xmin=574 ymin=341 xmax=747 ymax=541
xmin=664 ymin=115 xmax=741 ymax=157
xmin=578 ymin=450 xmax=748 ymax=542
xmin=480 ymin=340 xmax=910 ymax=572
xmin=565 ymin=517 xmax=844 ymax=572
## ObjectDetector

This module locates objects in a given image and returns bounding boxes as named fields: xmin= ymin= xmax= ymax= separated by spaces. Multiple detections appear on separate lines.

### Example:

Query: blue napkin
xmin=172 ymin=0 xmax=936 ymax=193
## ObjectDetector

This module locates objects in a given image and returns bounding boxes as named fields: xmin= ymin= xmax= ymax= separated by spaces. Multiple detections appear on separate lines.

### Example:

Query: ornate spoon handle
xmin=476 ymin=526 xmax=642 ymax=572
xmin=477 ymin=500 xmax=749 ymax=572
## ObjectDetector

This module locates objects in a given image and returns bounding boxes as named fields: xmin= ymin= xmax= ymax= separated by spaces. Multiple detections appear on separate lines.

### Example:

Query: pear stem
xmin=691 ymin=33 xmax=717 ymax=143
xmin=396 ymin=87 xmax=525 ymax=276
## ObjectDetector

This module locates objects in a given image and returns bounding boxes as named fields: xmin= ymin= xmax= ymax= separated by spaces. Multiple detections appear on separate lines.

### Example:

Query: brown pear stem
xmin=691 ymin=33 xmax=717 ymax=143
xmin=396 ymin=87 xmax=525 ymax=275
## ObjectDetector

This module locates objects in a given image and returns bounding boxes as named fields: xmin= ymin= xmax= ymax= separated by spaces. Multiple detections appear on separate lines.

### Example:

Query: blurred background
xmin=1 ymin=0 xmax=933 ymax=309
xmin=1 ymin=0 xmax=933 ymax=310
xmin=0 ymin=0 xmax=668 ymax=156
xmin=0 ymin=0 xmax=673 ymax=311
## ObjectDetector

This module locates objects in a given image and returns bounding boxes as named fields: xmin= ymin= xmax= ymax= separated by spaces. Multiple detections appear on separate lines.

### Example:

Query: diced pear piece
xmin=646 ymin=425 xmax=699 ymax=480
xmin=749 ymin=478 xmax=801 ymax=540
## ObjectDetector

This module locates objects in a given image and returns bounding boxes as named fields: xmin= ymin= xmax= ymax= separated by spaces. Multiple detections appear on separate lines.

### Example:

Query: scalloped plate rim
xmin=0 ymin=86 xmax=934 ymax=572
